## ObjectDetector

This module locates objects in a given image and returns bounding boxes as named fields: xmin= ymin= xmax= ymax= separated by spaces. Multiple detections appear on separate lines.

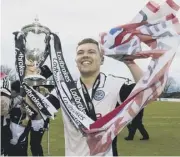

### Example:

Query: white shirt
xmin=10 ymin=122 xmax=25 ymax=145
xmin=51 ymin=73 xmax=128 ymax=156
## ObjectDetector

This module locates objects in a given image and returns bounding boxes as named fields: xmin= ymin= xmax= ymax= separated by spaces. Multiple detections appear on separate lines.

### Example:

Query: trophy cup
xmin=21 ymin=17 xmax=51 ymax=86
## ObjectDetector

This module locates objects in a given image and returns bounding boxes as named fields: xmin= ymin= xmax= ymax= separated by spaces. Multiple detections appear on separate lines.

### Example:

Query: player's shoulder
xmin=106 ymin=74 xmax=130 ymax=84
xmin=102 ymin=73 xmax=130 ymax=90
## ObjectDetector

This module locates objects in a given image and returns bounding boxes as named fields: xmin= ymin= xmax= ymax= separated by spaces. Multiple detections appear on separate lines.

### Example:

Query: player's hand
xmin=39 ymin=86 xmax=49 ymax=96
xmin=21 ymin=117 xmax=29 ymax=127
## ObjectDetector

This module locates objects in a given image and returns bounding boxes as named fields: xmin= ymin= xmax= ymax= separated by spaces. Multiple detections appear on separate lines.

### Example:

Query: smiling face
xmin=76 ymin=39 xmax=102 ymax=77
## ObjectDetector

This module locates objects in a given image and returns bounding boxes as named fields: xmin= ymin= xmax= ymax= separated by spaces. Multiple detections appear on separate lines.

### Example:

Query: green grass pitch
xmin=29 ymin=101 xmax=180 ymax=156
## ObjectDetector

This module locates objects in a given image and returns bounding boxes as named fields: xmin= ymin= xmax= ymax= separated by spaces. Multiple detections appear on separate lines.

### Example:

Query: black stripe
xmin=0 ymin=92 xmax=11 ymax=98
xmin=46 ymin=94 xmax=60 ymax=110
xmin=120 ymin=83 xmax=135 ymax=102
xmin=50 ymin=33 xmax=94 ymax=131
xmin=80 ymin=74 xmax=101 ymax=121
xmin=112 ymin=136 xmax=118 ymax=156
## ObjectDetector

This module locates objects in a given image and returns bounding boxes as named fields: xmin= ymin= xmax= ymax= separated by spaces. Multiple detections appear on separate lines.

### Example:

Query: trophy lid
xmin=21 ymin=16 xmax=51 ymax=35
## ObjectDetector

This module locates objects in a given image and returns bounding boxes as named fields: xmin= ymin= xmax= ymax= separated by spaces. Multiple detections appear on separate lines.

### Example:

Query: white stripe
xmin=145 ymin=116 xmax=180 ymax=119
xmin=147 ymin=122 xmax=180 ymax=125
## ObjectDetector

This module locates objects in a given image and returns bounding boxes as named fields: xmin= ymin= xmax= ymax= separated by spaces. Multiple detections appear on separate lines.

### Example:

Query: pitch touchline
xmin=145 ymin=116 xmax=180 ymax=119
xmin=146 ymin=122 xmax=180 ymax=125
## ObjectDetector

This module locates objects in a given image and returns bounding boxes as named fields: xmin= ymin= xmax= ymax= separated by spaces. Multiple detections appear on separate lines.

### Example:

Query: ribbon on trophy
xmin=14 ymin=31 xmax=57 ymax=120
xmin=49 ymin=33 xmax=94 ymax=133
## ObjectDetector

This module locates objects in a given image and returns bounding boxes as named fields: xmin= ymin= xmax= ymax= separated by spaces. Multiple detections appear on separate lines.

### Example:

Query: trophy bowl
xmin=21 ymin=18 xmax=51 ymax=86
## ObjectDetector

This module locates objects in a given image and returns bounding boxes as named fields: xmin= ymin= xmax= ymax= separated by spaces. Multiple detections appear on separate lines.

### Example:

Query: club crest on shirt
xmin=94 ymin=90 xmax=105 ymax=101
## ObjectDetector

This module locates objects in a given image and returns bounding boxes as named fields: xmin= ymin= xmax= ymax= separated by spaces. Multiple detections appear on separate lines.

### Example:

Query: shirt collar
xmin=76 ymin=72 xmax=106 ymax=89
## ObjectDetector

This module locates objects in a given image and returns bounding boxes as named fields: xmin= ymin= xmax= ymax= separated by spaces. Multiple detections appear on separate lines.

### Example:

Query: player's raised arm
xmin=124 ymin=60 xmax=143 ymax=83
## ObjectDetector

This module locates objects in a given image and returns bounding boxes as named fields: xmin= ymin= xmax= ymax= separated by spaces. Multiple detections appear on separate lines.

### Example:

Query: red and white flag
xmin=85 ymin=0 xmax=180 ymax=155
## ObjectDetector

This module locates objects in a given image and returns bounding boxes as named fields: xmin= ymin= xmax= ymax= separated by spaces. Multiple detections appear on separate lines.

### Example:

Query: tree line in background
xmin=1 ymin=64 xmax=180 ymax=98
xmin=160 ymin=77 xmax=180 ymax=98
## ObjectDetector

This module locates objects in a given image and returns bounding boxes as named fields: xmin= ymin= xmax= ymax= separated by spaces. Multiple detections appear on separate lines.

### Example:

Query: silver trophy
xmin=21 ymin=17 xmax=51 ymax=86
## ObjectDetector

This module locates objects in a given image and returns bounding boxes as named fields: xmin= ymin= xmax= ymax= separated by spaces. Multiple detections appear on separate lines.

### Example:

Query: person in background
xmin=125 ymin=108 xmax=149 ymax=141
xmin=29 ymin=86 xmax=50 ymax=156
xmin=1 ymin=72 xmax=12 ymax=156
xmin=8 ymin=80 xmax=31 ymax=156
xmin=9 ymin=79 xmax=50 ymax=156
xmin=27 ymin=65 xmax=53 ymax=156
xmin=113 ymin=82 xmax=136 ymax=156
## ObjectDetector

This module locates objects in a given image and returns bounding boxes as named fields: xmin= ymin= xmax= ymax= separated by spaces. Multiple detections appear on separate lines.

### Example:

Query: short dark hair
xmin=77 ymin=38 xmax=99 ymax=49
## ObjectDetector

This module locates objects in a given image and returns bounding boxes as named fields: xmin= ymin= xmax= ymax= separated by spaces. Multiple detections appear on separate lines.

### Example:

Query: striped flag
xmin=86 ymin=0 xmax=180 ymax=155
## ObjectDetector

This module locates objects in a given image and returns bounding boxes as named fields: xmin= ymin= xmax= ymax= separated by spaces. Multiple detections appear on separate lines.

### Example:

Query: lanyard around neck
xmin=80 ymin=74 xmax=101 ymax=121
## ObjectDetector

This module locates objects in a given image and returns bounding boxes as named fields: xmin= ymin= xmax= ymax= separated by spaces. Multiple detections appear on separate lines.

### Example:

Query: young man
xmin=45 ymin=38 xmax=143 ymax=156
